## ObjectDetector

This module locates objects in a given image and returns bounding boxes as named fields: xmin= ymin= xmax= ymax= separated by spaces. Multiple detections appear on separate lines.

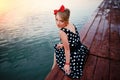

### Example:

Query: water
xmin=0 ymin=0 xmax=102 ymax=80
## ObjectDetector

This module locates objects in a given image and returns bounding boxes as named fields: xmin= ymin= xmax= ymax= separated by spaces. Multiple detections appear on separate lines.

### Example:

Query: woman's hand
xmin=64 ymin=64 xmax=71 ymax=75
xmin=56 ymin=43 xmax=63 ymax=49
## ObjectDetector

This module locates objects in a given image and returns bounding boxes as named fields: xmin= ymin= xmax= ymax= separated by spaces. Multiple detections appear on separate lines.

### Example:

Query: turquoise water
xmin=0 ymin=0 xmax=102 ymax=80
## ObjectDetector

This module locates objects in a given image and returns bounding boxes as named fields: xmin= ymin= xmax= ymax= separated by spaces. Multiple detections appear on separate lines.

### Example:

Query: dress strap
xmin=73 ymin=24 xmax=78 ymax=32
xmin=73 ymin=24 xmax=79 ymax=35
xmin=60 ymin=28 xmax=69 ymax=34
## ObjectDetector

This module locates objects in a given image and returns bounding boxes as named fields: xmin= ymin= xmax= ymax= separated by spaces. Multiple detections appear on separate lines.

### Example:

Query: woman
xmin=51 ymin=5 xmax=89 ymax=79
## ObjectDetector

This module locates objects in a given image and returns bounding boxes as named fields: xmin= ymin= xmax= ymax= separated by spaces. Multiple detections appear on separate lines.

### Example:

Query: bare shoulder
xmin=59 ymin=29 xmax=66 ymax=36
xmin=59 ymin=29 xmax=68 ymax=43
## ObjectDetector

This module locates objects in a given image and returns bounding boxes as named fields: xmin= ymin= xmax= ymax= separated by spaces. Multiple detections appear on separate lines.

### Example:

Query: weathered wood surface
xmin=45 ymin=0 xmax=120 ymax=80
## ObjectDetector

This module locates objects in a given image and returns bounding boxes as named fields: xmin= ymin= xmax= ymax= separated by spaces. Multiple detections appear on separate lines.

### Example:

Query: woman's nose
xmin=56 ymin=21 xmax=59 ymax=24
xmin=56 ymin=21 xmax=60 ymax=25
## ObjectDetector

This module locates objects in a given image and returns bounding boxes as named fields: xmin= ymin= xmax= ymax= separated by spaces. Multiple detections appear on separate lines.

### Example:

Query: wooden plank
xmin=108 ymin=7 xmax=120 ymax=60
xmin=116 ymin=7 xmax=120 ymax=38
xmin=81 ymin=55 xmax=97 ymax=80
xmin=55 ymin=69 xmax=64 ymax=80
xmin=98 ymin=0 xmax=109 ymax=16
xmin=117 ymin=13 xmax=120 ymax=36
xmin=90 ymin=15 xmax=105 ymax=56
xmin=109 ymin=22 xmax=120 ymax=60
xmin=93 ymin=57 xmax=109 ymax=80
xmin=98 ymin=0 xmax=105 ymax=8
xmin=45 ymin=64 xmax=60 ymax=80
xmin=118 ymin=24 xmax=120 ymax=40
xmin=97 ymin=14 xmax=110 ymax=58
xmin=82 ymin=16 xmax=101 ymax=49
xmin=110 ymin=60 xmax=120 ymax=80
xmin=62 ymin=76 xmax=71 ymax=80
xmin=104 ymin=0 xmax=109 ymax=9
xmin=79 ymin=8 xmax=99 ymax=43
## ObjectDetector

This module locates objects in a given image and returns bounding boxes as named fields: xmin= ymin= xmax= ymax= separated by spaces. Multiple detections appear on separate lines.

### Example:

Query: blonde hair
xmin=57 ymin=8 xmax=70 ymax=21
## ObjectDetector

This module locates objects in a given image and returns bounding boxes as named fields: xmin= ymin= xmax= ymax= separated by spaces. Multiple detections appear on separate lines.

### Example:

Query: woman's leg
xmin=51 ymin=52 xmax=56 ymax=70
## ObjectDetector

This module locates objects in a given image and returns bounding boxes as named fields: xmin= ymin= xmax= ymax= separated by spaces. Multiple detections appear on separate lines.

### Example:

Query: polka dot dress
xmin=54 ymin=26 xmax=89 ymax=79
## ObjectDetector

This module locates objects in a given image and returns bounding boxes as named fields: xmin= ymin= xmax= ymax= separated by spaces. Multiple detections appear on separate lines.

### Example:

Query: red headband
xmin=54 ymin=5 xmax=65 ymax=15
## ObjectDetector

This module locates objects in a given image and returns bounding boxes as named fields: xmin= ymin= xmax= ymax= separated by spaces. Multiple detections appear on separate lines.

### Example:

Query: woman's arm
xmin=59 ymin=30 xmax=71 ymax=74
xmin=59 ymin=30 xmax=70 ymax=64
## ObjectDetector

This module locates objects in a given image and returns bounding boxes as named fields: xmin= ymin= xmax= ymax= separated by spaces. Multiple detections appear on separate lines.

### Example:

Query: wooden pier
xmin=45 ymin=0 xmax=120 ymax=80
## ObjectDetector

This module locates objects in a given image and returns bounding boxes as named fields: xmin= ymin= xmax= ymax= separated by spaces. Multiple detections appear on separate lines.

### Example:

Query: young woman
xmin=51 ymin=5 xmax=89 ymax=79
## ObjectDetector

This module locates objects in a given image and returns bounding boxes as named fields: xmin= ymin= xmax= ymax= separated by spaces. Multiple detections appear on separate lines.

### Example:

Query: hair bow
xmin=54 ymin=5 xmax=65 ymax=15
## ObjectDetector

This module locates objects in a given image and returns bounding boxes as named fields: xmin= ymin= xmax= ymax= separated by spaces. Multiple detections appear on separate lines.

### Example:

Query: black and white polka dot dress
xmin=54 ymin=26 xmax=89 ymax=79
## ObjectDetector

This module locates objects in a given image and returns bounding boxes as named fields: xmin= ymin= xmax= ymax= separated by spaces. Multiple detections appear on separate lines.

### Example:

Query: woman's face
xmin=55 ymin=14 xmax=68 ymax=28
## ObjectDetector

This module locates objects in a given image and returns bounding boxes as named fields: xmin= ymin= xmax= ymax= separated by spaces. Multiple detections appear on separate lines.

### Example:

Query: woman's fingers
xmin=57 ymin=44 xmax=63 ymax=49
xmin=64 ymin=65 xmax=71 ymax=75
xmin=64 ymin=68 xmax=71 ymax=75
